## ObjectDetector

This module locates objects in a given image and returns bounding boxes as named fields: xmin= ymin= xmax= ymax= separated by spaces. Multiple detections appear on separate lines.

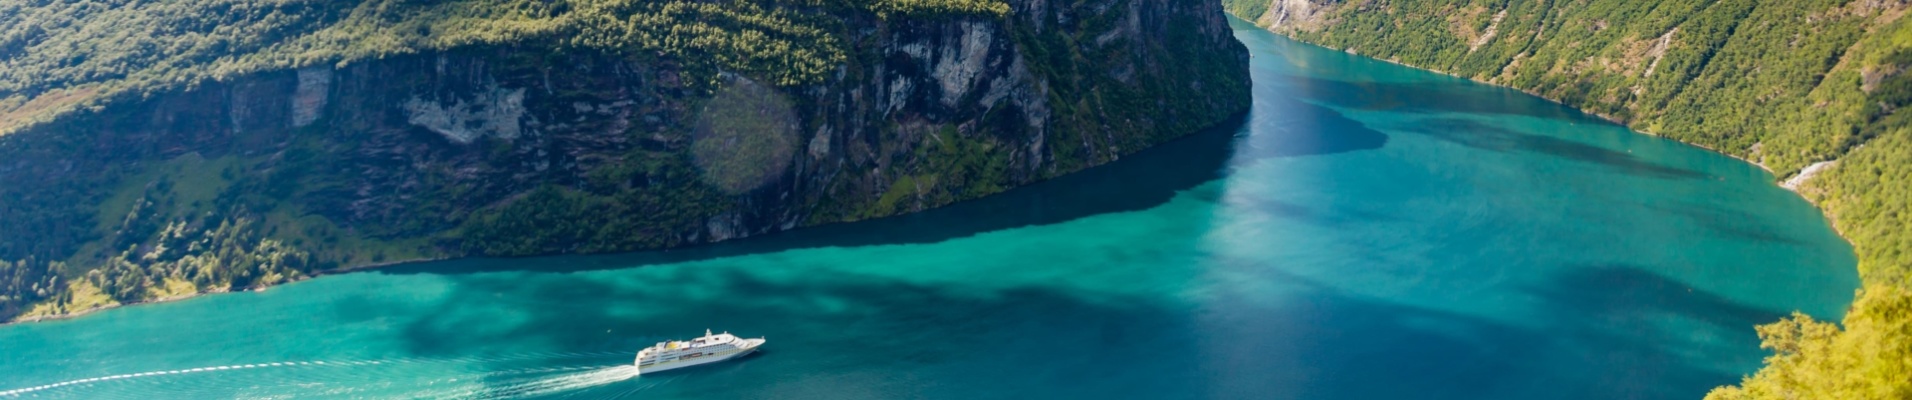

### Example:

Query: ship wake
xmin=0 ymin=361 xmax=305 ymax=397
xmin=0 ymin=351 xmax=642 ymax=399
xmin=462 ymin=365 xmax=644 ymax=399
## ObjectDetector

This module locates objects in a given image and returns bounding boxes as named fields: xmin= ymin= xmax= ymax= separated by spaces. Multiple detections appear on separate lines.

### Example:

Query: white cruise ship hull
xmin=636 ymin=338 xmax=765 ymax=374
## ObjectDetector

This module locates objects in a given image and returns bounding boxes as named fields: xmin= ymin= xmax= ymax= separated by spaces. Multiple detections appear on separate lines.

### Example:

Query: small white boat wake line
xmin=0 ymin=361 xmax=304 ymax=397
xmin=0 ymin=350 xmax=640 ymax=399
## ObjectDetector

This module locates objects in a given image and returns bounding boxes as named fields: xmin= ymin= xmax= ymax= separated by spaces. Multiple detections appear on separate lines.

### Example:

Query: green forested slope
xmin=0 ymin=0 xmax=1005 ymax=134
xmin=0 ymin=0 xmax=1251 ymax=321
xmin=1224 ymin=0 xmax=1910 ymax=397
xmin=0 ymin=0 xmax=1004 ymax=317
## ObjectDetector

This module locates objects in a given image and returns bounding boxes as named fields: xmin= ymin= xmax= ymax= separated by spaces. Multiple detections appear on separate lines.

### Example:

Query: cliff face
xmin=1220 ymin=1 xmax=1912 ymax=398
xmin=1232 ymin=0 xmax=1339 ymax=32
xmin=0 ymin=0 xmax=1250 ymax=320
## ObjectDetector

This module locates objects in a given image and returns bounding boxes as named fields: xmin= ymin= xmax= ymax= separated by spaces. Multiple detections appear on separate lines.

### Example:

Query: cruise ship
xmin=634 ymin=330 xmax=766 ymax=374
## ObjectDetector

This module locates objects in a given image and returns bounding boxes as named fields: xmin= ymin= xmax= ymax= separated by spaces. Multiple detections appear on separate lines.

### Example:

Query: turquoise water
xmin=0 ymin=19 xmax=1861 ymax=399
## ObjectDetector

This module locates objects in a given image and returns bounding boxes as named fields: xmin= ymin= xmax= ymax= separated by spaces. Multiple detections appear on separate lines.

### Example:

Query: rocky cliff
xmin=0 ymin=0 xmax=1250 ymax=320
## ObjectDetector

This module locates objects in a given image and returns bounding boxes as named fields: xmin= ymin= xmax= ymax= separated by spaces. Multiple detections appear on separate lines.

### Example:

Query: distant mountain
xmin=1223 ymin=0 xmax=1911 ymax=398
xmin=0 ymin=0 xmax=1251 ymax=321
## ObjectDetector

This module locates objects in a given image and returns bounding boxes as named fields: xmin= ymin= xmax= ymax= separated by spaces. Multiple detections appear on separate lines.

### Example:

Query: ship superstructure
xmin=634 ymin=330 xmax=765 ymax=374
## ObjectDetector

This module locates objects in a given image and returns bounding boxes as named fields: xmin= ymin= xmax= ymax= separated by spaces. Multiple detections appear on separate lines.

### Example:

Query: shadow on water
xmin=1534 ymin=265 xmax=1788 ymax=333
xmin=1506 ymin=265 xmax=1793 ymax=397
xmin=375 ymin=268 xmax=1222 ymax=398
xmin=1243 ymin=93 xmax=1390 ymax=157
xmin=383 ymin=98 xmax=1391 ymax=278
xmin=1269 ymin=74 xmax=1606 ymax=124
xmin=1644 ymin=201 xmax=1808 ymax=246
xmin=1236 ymin=264 xmax=1770 ymax=399
xmin=367 ymin=253 xmax=1766 ymax=399
xmin=1399 ymin=118 xmax=1710 ymax=180
xmin=380 ymin=113 xmax=1248 ymax=276
xmin=1157 ymin=218 xmax=1804 ymax=400
xmin=1235 ymin=27 xmax=1603 ymax=125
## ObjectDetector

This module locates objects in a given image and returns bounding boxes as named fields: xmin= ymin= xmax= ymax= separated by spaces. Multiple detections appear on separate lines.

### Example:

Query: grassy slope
xmin=1223 ymin=0 xmax=1910 ymax=398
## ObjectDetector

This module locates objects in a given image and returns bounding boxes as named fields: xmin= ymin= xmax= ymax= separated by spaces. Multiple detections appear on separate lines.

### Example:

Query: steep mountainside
xmin=0 ymin=0 xmax=1250 ymax=321
xmin=1222 ymin=0 xmax=1910 ymax=398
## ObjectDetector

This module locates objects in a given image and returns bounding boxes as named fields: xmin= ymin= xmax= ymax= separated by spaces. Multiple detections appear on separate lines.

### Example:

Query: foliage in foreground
xmin=1706 ymin=126 xmax=1912 ymax=399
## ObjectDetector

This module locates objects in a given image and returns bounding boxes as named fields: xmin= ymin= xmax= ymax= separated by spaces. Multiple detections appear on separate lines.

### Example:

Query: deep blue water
xmin=0 ymin=18 xmax=1859 ymax=400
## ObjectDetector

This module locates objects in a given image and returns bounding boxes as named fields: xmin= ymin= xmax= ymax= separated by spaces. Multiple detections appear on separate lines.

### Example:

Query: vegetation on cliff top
xmin=0 ymin=0 xmax=1252 ymax=321
xmin=0 ymin=0 xmax=1017 ymax=319
xmin=1224 ymin=0 xmax=1911 ymax=397
xmin=0 ymin=0 xmax=1011 ymax=134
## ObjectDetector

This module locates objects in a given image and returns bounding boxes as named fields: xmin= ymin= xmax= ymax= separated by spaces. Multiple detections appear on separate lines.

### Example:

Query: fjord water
xmin=0 ymin=19 xmax=1861 ymax=399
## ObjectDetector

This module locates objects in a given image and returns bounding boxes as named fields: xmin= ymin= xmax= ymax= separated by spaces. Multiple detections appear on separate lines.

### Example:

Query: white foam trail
xmin=459 ymin=365 xmax=640 ymax=399
xmin=0 ymin=351 xmax=638 ymax=398
xmin=496 ymin=365 xmax=641 ymax=398
xmin=0 ymin=362 xmax=291 ymax=397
